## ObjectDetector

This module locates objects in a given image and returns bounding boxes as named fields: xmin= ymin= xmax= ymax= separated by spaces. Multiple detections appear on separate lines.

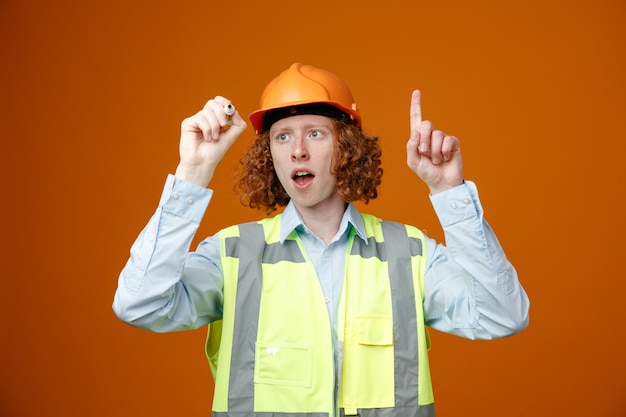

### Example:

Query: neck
xmin=296 ymin=198 xmax=347 ymax=245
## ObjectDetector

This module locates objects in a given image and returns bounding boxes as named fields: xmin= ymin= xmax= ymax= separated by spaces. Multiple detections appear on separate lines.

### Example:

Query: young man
xmin=113 ymin=63 xmax=529 ymax=417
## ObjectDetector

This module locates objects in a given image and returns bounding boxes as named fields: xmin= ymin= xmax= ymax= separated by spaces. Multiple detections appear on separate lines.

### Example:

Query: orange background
xmin=2 ymin=1 xmax=625 ymax=416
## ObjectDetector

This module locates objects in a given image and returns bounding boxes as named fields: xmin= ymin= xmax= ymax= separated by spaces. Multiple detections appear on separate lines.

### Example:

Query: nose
xmin=291 ymin=136 xmax=309 ymax=161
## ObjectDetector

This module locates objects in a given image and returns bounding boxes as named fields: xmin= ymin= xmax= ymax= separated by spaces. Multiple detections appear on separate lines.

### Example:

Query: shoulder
xmin=218 ymin=214 xmax=283 ymax=240
xmin=360 ymin=213 xmax=424 ymax=239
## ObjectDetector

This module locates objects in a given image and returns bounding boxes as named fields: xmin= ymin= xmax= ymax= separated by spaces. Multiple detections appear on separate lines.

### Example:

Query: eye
xmin=309 ymin=130 xmax=323 ymax=138
xmin=275 ymin=133 xmax=289 ymax=142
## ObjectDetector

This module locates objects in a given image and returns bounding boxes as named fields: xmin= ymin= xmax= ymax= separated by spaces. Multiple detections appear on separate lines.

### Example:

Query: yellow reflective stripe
xmin=205 ymin=319 xmax=222 ymax=379
xmin=211 ymin=224 xmax=241 ymax=412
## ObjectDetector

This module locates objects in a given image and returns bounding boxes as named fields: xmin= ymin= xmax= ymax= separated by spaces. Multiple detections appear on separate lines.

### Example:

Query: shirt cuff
xmin=429 ymin=180 xmax=484 ymax=227
xmin=159 ymin=174 xmax=214 ymax=223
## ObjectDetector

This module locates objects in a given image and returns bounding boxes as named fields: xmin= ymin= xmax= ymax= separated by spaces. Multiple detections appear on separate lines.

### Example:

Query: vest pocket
xmin=254 ymin=343 xmax=312 ymax=388
xmin=341 ymin=315 xmax=395 ymax=407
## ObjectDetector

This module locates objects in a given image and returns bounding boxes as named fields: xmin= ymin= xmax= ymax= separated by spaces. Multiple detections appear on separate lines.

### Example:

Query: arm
xmin=112 ymin=97 xmax=247 ymax=332
xmin=422 ymin=181 xmax=529 ymax=339
xmin=406 ymin=90 xmax=529 ymax=339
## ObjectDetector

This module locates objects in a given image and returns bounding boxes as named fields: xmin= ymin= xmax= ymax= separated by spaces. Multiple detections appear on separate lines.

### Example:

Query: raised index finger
xmin=410 ymin=89 xmax=422 ymax=132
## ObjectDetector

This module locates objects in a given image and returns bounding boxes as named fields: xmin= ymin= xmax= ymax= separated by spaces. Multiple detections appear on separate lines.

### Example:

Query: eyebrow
xmin=302 ymin=123 xmax=332 ymax=131
xmin=272 ymin=122 xmax=333 ymax=135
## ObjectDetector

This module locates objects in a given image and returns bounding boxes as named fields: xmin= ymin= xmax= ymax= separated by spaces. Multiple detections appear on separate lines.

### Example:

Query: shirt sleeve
xmin=422 ymin=180 xmax=530 ymax=340
xmin=112 ymin=174 xmax=224 ymax=332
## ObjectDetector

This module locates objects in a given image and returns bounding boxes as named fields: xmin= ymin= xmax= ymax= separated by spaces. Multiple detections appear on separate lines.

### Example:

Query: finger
xmin=195 ymin=111 xmax=219 ymax=142
xmin=441 ymin=134 xmax=460 ymax=162
xmin=418 ymin=120 xmax=433 ymax=155
xmin=409 ymin=90 xmax=422 ymax=133
xmin=213 ymin=95 xmax=229 ymax=105
xmin=203 ymin=99 xmax=226 ymax=140
xmin=407 ymin=90 xmax=421 ymax=152
xmin=430 ymin=130 xmax=446 ymax=164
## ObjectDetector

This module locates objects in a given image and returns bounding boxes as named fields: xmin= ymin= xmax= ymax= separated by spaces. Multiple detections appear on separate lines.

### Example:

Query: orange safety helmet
xmin=249 ymin=63 xmax=361 ymax=134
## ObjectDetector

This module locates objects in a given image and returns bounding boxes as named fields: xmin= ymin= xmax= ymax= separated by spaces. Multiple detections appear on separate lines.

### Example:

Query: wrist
xmin=429 ymin=180 xmax=464 ymax=195
xmin=174 ymin=164 xmax=213 ymax=188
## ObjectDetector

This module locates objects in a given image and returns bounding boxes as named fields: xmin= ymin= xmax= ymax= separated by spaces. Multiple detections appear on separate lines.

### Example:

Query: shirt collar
xmin=279 ymin=200 xmax=368 ymax=244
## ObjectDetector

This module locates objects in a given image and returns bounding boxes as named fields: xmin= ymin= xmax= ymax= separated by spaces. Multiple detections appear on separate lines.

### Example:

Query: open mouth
xmin=293 ymin=171 xmax=314 ymax=186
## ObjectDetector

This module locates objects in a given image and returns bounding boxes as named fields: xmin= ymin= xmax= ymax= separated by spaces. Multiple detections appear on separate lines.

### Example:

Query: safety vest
xmin=206 ymin=214 xmax=435 ymax=417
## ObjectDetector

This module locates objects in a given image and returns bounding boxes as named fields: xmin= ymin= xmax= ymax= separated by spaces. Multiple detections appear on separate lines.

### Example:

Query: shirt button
xmin=324 ymin=296 xmax=330 ymax=303
xmin=323 ymin=251 xmax=330 ymax=258
xmin=186 ymin=197 xmax=194 ymax=205
xmin=450 ymin=202 xmax=458 ymax=209
xmin=172 ymin=192 xmax=180 ymax=200
xmin=463 ymin=197 xmax=471 ymax=205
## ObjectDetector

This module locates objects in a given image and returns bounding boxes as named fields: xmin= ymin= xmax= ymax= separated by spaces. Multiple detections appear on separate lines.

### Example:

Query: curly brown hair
xmin=235 ymin=119 xmax=383 ymax=213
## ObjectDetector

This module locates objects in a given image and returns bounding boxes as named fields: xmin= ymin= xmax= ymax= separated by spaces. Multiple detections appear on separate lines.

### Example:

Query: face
xmin=269 ymin=114 xmax=344 ymax=213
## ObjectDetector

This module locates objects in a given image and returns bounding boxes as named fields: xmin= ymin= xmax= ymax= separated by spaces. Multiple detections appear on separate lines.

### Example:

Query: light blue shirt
xmin=114 ymin=175 xmax=529 ymax=342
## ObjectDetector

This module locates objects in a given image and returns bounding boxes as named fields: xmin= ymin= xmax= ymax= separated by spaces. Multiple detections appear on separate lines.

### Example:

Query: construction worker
xmin=113 ymin=63 xmax=530 ymax=417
